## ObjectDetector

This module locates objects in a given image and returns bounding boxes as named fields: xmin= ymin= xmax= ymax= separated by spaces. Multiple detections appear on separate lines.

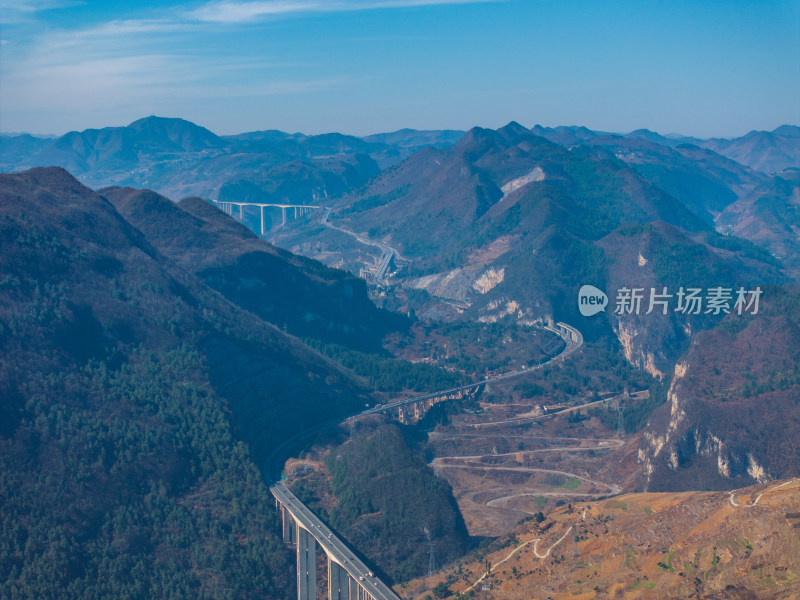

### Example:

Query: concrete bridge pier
xmin=328 ymin=559 xmax=350 ymax=600
xmin=282 ymin=506 xmax=297 ymax=546
xmin=272 ymin=482 xmax=398 ymax=600
xmin=297 ymin=527 xmax=317 ymax=600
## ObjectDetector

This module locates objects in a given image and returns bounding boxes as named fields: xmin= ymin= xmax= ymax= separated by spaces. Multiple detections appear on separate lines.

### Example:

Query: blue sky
xmin=1 ymin=0 xmax=798 ymax=137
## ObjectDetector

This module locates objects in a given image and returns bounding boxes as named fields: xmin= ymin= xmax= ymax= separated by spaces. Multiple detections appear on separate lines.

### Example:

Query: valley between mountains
xmin=1 ymin=118 xmax=799 ymax=600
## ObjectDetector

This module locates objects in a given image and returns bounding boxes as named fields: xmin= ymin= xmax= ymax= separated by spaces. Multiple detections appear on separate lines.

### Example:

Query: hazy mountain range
xmin=0 ymin=117 xmax=463 ymax=200
xmin=2 ymin=117 xmax=798 ymax=203
xmin=2 ymin=117 xmax=800 ymax=598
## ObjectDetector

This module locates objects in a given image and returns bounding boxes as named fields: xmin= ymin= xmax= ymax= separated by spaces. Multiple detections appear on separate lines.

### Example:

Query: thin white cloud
xmin=3 ymin=0 xmax=82 ymax=12
xmin=188 ymin=0 xmax=499 ymax=23
xmin=5 ymin=48 xmax=342 ymax=115
xmin=1 ymin=9 xmax=342 ymax=118
xmin=1 ymin=0 xmax=83 ymax=23
xmin=1 ymin=0 xmax=494 ymax=131
xmin=27 ymin=19 xmax=188 ymax=59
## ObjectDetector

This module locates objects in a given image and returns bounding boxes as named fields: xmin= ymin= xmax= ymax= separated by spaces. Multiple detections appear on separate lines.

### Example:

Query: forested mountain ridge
xmin=102 ymin=184 xmax=407 ymax=352
xmin=0 ymin=117 xmax=465 ymax=202
xmin=0 ymin=167 xmax=373 ymax=598
xmin=289 ymin=424 xmax=470 ymax=584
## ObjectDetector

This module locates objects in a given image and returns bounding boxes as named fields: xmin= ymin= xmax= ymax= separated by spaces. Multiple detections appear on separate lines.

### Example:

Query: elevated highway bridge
xmin=213 ymin=200 xmax=320 ymax=234
xmin=267 ymin=322 xmax=582 ymax=600
xmin=364 ymin=322 xmax=582 ymax=424
xmin=272 ymin=482 xmax=400 ymax=600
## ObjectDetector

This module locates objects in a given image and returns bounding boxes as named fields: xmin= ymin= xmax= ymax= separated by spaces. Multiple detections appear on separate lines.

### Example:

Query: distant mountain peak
xmin=772 ymin=124 xmax=800 ymax=138
xmin=125 ymin=115 xmax=223 ymax=148
xmin=127 ymin=115 xmax=193 ymax=127
xmin=493 ymin=121 xmax=528 ymax=142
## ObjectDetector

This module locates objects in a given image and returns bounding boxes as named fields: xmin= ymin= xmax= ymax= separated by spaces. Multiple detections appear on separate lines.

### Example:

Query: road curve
xmin=363 ymin=322 xmax=583 ymax=417
xmin=320 ymin=208 xmax=408 ymax=285
xmin=264 ymin=322 xmax=583 ymax=596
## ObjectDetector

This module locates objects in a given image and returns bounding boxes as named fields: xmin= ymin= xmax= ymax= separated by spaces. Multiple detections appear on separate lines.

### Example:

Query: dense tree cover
xmin=509 ymin=336 xmax=654 ymax=405
xmin=427 ymin=321 xmax=553 ymax=375
xmin=702 ymin=230 xmax=780 ymax=267
xmin=304 ymin=339 xmax=464 ymax=392
xmin=0 ymin=169 xmax=372 ymax=599
xmin=104 ymin=187 xmax=407 ymax=354
xmin=304 ymin=425 xmax=470 ymax=583
xmin=652 ymin=243 xmax=736 ymax=292
xmin=0 ymin=347 xmax=292 ymax=600
xmin=340 ymin=185 xmax=411 ymax=215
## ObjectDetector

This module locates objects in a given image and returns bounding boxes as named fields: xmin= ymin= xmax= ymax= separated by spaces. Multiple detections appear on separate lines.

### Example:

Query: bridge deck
xmin=272 ymin=481 xmax=401 ymax=600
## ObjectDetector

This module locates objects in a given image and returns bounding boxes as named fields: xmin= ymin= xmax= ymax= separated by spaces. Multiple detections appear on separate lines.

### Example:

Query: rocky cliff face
xmin=640 ymin=291 xmax=800 ymax=491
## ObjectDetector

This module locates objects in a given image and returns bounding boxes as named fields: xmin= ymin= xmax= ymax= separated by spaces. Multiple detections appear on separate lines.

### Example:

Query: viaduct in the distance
xmin=213 ymin=200 xmax=320 ymax=234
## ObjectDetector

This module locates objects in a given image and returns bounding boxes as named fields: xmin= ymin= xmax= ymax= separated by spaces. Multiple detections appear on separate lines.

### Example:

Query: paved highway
xmin=362 ymin=322 xmax=583 ymax=416
xmin=272 ymin=481 xmax=400 ymax=600
xmin=320 ymin=208 xmax=408 ymax=285
xmin=267 ymin=322 xmax=582 ymax=599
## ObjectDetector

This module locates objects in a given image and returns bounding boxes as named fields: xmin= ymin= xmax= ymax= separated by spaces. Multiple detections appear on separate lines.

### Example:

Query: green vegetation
xmin=433 ymin=321 xmax=553 ymax=375
xmin=704 ymin=548 xmax=720 ymax=580
xmin=657 ymin=551 xmax=675 ymax=572
xmin=617 ymin=223 xmax=655 ymax=237
xmin=306 ymin=339 xmax=464 ymax=392
xmin=519 ymin=337 xmax=654 ymax=407
xmin=341 ymin=185 xmax=411 ymax=215
xmin=595 ymin=378 xmax=669 ymax=434
xmin=319 ymin=425 xmax=470 ymax=583
xmin=432 ymin=582 xmax=452 ymax=598
xmin=703 ymin=230 xmax=780 ymax=266
xmin=0 ymin=169 xmax=374 ymax=599
xmin=546 ymin=477 xmax=581 ymax=490
xmin=624 ymin=547 xmax=637 ymax=569
xmin=629 ymin=578 xmax=654 ymax=591
xmin=653 ymin=243 xmax=734 ymax=292
xmin=0 ymin=347 xmax=292 ymax=600
xmin=560 ymin=160 xmax=632 ymax=239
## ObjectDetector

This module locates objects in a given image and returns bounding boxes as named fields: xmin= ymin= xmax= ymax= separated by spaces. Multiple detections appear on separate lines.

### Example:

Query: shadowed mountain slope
xmin=276 ymin=123 xmax=789 ymax=382
xmin=0 ymin=167 xmax=370 ymax=598
xmin=578 ymin=135 xmax=765 ymax=223
xmin=716 ymin=169 xmax=800 ymax=270
xmin=334 ymin=124 xmax=706 ymax=271
xmin=103 ymin=185 xmax=406 ymax=351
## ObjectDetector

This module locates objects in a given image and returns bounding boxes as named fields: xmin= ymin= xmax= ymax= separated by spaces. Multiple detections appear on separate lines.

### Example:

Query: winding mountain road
xmin=264 ymin=321 xmax=584 ymax=597
xmin=729 ymin=478 xmax=800 ymax=507
xmin=429 ymin=392 xmax=634 ymax=513
xmin=320 ymin=208 xmax=408 ymax=284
